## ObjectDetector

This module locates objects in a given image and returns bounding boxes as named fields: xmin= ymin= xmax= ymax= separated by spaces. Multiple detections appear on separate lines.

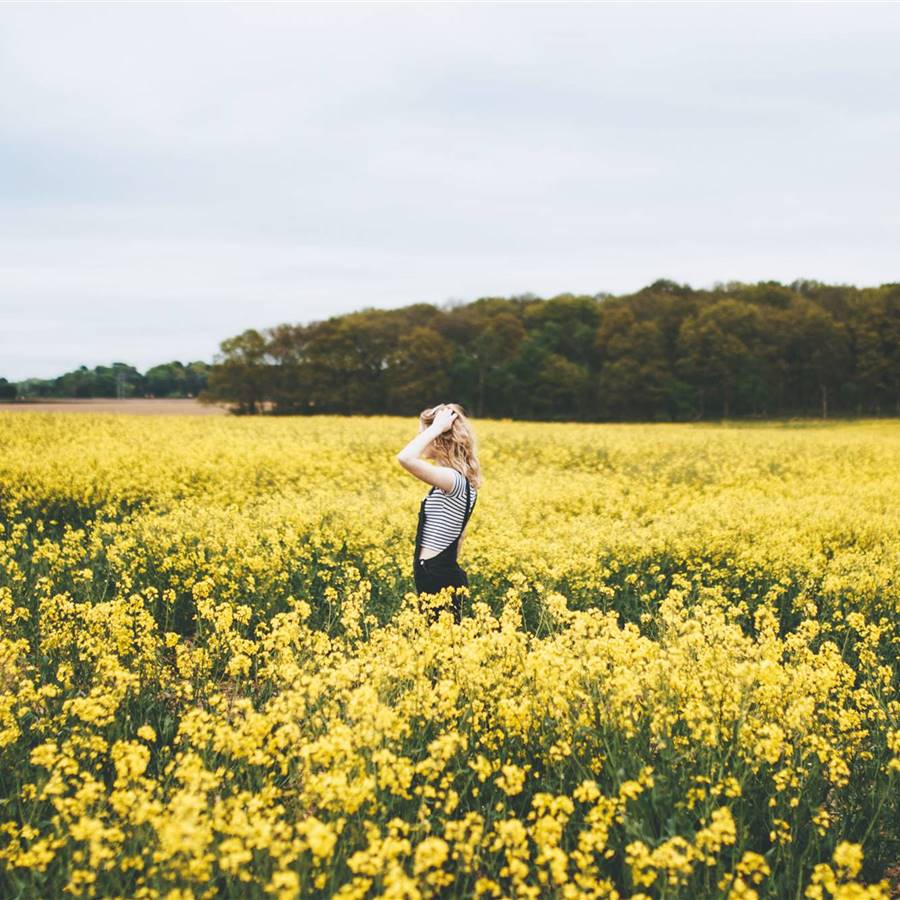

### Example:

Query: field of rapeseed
xmin=0 ymin=412 xmax=897 ymax=899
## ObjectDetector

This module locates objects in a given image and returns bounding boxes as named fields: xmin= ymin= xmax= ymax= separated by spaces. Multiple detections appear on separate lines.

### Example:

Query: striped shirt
xmin=420 ymin=469 xmax=477 ymax=553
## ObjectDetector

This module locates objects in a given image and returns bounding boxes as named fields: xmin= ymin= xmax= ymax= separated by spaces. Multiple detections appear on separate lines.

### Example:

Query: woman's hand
xmin=431 ymin=405 xmax=457 ymax=434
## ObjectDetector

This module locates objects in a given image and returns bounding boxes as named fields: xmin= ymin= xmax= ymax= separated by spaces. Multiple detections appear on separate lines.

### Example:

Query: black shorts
xmin=414 ymin=557 xmax=468 ymax=622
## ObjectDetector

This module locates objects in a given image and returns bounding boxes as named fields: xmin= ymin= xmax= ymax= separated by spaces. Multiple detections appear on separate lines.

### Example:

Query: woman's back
xmin=419 ymin=469 xmax=477 ymax=553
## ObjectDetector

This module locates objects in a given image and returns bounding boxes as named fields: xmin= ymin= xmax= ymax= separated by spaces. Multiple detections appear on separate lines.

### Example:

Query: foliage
xmin=203 ymin=281 xmax=900 ymax=420
xmin=12 ymin=361 xmax=210 ymax=400
xmin=0 ymin=413 xmax=897 ymax=898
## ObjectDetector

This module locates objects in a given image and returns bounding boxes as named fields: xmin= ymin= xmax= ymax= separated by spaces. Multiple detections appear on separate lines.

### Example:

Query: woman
xmin=395 ymin=402 xmax=482 ymax=623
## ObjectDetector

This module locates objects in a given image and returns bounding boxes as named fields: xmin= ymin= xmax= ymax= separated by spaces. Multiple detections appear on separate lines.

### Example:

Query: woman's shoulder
xmin=453 ymin=469 xmax=476 ymax=494
xmin=433 ymin=469 xmax=474 ymax=498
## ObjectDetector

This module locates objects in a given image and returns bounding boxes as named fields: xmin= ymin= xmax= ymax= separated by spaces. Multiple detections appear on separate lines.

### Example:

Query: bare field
xmin=0 ymin=398 xmax=229 ymax=415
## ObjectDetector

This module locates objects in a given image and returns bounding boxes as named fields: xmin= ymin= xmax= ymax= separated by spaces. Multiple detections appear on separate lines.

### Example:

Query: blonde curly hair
xmin=419 ymin=402 xmax=483 ymax=490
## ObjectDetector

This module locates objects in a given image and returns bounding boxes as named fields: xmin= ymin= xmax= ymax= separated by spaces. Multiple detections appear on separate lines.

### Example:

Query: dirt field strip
xmin=0 ymin=398 xmax=229 ymax=415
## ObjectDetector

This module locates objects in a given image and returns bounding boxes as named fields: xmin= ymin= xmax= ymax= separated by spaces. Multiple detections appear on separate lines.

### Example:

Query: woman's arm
xmin=395 ymin=408 xmax=458 ymax=492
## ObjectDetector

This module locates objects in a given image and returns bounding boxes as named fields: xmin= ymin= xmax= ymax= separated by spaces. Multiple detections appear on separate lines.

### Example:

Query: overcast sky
xmin=2 ymin=2 xmax=899 ymax=381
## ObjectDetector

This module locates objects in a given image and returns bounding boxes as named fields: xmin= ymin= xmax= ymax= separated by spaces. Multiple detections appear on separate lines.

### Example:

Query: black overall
xmin=413 ymin=474 xmax=476 ymax=624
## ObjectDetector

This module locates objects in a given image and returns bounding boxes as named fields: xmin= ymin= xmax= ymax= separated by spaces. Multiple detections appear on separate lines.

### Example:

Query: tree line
xmin=4 ymin=279 xmax=896 ymax=419
xmin=203 ymin=279 xmax=899 ymax=420
xmin=6 ymin=361 xmax=210 ymax=400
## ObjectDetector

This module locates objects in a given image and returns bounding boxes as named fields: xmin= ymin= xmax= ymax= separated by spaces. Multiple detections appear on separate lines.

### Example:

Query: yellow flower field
xmin=0 ymin=412 xmax=897 ymax=899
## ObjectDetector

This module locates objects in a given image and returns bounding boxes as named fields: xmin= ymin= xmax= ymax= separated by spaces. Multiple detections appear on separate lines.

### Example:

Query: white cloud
xmin=1 ymin=2 xmax=899 ymax=380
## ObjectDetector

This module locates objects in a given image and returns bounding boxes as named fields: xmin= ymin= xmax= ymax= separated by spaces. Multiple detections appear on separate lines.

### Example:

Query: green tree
xmin=853 ymin=287 xmax=900 ymax=415
xmin=385 ymin=326 xmax=454 ymax=414
xmin=675 ymin=300 xmax=767 ymax=418
xmin=204 ymin=329 xmax=270 ymax=414
xmin=532 ymin=353 xmax=591 ymax=420
xmin=595 ymin=306 xmax=671 ymax=420
xmin=781 ymin=300 xmax=849 ymax=418
xmin=471 ymin=313 xmax=526 ymax=417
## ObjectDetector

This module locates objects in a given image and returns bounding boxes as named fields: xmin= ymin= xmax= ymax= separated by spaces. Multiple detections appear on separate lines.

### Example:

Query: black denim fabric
xmin=414 ymin=556 xmax=469 ymax=623
xmin=413 ymin=474 xmax=476 ymax=624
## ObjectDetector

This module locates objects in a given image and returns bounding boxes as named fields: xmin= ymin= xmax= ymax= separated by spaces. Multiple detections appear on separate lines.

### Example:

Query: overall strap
xmin=456 ymin=475 xmax=476 ymax=541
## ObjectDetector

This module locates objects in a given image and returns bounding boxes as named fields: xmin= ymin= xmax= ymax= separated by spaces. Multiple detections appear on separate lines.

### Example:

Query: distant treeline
xmin=203 ymin=279 xmax=899 ymax=420
xmin=4 ymin=279 xmax=897 ymax=419
xmin=6 ymin=361 xmax=210 ymax=400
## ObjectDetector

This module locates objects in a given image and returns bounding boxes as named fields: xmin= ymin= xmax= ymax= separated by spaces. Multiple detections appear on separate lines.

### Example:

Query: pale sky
xmin=2 ymin=1 xmax=899 ymax=381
